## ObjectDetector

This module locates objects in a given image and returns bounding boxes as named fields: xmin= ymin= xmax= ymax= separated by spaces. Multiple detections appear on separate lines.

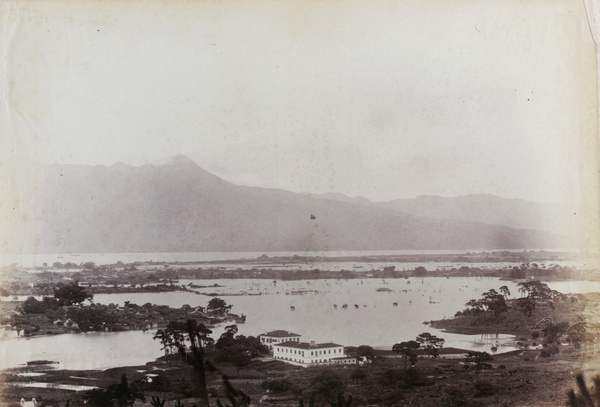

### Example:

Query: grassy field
xmin=1 ymin=345 xmax=596 ymax=406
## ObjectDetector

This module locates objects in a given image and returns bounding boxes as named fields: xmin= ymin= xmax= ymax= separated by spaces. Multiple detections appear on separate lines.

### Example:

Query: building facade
xmin=273 ymin=341 xmax=356 ymax=366
xmin=259 ymin=330 xmax=301 ymax=349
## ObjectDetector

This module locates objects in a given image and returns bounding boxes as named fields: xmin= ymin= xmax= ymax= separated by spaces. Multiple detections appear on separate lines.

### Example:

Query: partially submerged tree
xmin=207 ymin=297 xmax=232 ymax=314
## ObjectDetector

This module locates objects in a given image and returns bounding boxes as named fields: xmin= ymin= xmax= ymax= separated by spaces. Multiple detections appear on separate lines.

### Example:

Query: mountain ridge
xmin=0 ymin=156 xmax=571 ymax=254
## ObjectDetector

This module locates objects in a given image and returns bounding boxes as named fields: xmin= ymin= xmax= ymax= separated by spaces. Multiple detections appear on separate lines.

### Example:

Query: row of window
xmin=275 ymin=356 xmax=337 ymax=364
xmin=275 ymin=347 xmax=342 ymax=356
xmin=311 ymin=349 xmax=340 ymax=356
xmin=261 ymin=337 xmax=300 ymax=343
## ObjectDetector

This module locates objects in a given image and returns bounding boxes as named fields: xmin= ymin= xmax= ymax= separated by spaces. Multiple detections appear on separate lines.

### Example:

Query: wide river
xmin=0 ymin=277 xmax=550 ymax=370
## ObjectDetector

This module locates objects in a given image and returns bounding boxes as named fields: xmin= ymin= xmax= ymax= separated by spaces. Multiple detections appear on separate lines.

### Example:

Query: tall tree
xmin=186 ymin=319 xmax=212 ymax=407
xmin=54 ymin=282 xmax=93 ymax=306
xmin=392 ymin=340 xmax=420 ymax=368
xmin=499 ymin=285 xmax=511 ymax=300
xmin=415 ymin=333 xmax=445 ymax=358
xmin=216 ymin=324 xmax=239 ymax=349
xmin=517 ymin=280 xmax=552 ymax=304
xmin=207 ymin=297 xmax=231 ymax=314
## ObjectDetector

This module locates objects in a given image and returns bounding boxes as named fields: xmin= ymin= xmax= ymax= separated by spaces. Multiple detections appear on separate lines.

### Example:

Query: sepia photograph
xmin=1 ymin=0 xmax=600 ymax=405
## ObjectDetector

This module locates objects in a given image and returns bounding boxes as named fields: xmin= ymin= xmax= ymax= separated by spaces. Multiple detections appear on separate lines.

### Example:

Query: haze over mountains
xmin=308 ymin=193 xmax=587 ymax=239
xmin=1 ymin=155 xmax=591 ymax=254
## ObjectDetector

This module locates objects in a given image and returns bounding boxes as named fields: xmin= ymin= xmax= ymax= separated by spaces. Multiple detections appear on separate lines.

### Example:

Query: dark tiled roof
xmin=275 ymin=341 xmax=342 ymax=349
xmin=260 ymin=330 xmax=301 ymax=337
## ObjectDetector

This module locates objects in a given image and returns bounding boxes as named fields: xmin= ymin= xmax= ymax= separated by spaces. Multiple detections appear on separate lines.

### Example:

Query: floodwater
xmin=0 ymin=330 xmax=162 ymax=371
xmin=1 ymin=277 xmax=527 ymax=370
xmin=97 ymin=277 xmax=522 ymax=349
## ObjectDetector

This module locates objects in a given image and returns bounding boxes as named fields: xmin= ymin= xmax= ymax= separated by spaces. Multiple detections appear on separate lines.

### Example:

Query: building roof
xmin=260 ymin=330 xmax=301 ymax=338
xmin=274 ymin=341 xmax=342 ymax=349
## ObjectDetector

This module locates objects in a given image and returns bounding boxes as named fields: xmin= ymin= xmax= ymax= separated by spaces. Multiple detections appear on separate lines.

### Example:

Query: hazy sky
xmin=1 ymin=0 xmax=598 ymax=204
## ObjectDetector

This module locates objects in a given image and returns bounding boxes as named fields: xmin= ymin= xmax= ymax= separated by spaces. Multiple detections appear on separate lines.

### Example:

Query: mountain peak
xmin=161 ymin=154 xmax=198 ymax=167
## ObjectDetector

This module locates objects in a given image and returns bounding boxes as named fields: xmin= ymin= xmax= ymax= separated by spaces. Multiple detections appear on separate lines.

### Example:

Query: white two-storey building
xmin=272 ymin=341 xmax=356 ymax=366
xmin=259 ymin=330 xmax=302 ymax=350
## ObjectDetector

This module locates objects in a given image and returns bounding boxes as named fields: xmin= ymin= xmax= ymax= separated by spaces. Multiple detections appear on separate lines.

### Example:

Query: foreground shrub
xmin=473 ymin=380 xmax=498 ymax=397
xmin=567 ymin=374 xmax=600 ymax=406
xmin=404 ymin=368 xmax=429 ymax=387
xmin=443 ymin=388 xmax=468 ymax=406
xmin=261 ymin=379 xmax=294 ymax=393
xmin=443 ymin=388 xmax=485 ymax=407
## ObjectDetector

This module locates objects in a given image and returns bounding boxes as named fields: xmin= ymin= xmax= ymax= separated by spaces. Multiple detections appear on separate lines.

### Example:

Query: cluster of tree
xmin=214 ymin=324 xmax=269 ymax=366
xmin=53 ymin=282 xmax=94 ymax=305
xmin=464 ymin=351 xmax=493 ymax=378
xmin=154 ymin=318 xmax=268 ymax=368
xmin=464 ymin=287 xmax=509 ymax=318
xmin=457 ymin=281 xmax=569 ymax=320
xmin=21 ymin=296 xmax=61 ymax=314
xmin=376 ymin=366 xmax=430 ymax=404
xmin=305 ymin=370 xmax=350 ymax=406
xmin=392 ymin=332 xmax=445 ymax=363
xmin=207 ymin=297 xmax=233 ymax=314
xmin=509 ymin=262 xmax=574 ymax=280
xmin=345 ymin=345 xmax=376 ymax=363
xmin=152 ymin=318 xmax=258 ymax=407
xmin=412 ymin=266 xmax=428 ymax=276
xmin=392 ymin=340 xmax=420 ymax=367
xmin=153 ymin=320 xmax=214 ymax=357
xmin=20 ymin=282 xmax=93 ymax=315
xmin=534 ymin=320 xmax=589 ymax=357
xmin=66 ymin=306 xmax=114 ymax=332
xmin=84 ymin=374 xmax=143 ymax=406
xmin=515 ymin=280 xmax=564 ymax=317
xmin=261 ymin=371 xmax=354 ymax=406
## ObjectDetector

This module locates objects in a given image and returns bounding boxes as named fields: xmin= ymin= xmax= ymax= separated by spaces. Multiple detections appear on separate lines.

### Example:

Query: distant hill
xmin=1 ymin=156 xmax=567 ymax=254
xmin=376 ymin=195 xmax=564 ymax=232
xmin=308 ymin=193 xmax=598 ymax=248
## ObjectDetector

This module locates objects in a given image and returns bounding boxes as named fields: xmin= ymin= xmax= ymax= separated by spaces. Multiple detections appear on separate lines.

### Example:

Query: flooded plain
xmin=1 ymin=277 xmax=528 ymax=370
